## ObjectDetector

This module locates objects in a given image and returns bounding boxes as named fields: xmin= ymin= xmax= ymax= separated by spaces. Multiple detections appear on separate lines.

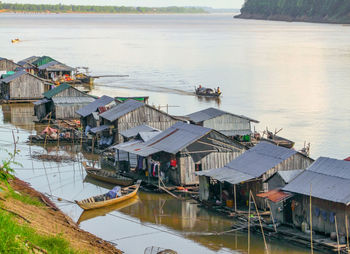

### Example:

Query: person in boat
xmin=104 ymin=186 xmax=122 ymax=200
xmin=217 ymin=86 xmax=221 ymax=94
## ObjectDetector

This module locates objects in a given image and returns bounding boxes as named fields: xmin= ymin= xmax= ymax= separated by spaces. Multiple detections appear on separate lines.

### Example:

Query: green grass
xmin=4 ymin=187 xmax=44 ymax=207
xmin=0 ymin=209 xmax=81 ymax=253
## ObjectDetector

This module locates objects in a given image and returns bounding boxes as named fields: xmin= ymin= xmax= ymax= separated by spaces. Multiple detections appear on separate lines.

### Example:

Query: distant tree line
xmin=238 ymin=0 xmax=350 ymax=23
xmin=0 ymin=3 xmax=206 ymax=14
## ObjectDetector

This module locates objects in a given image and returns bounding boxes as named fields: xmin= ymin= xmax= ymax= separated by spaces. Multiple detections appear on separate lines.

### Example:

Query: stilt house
xmin=186 ymin=107 xmax=259 ymax=139
xmin=0 ymin=70 xmax=50 ymax=100
xmin=196 ymin=142 xmax=313 ymax=209
xmin=33 ymin=83 xmax=95 ymax=121
xmin=280 ymin=157 xmax=350 ymax=235
xmin=99 ymin=99 xmax=180 ymax=143
xmin=0 ymin=57 xmax=21 ymax=72
xmin=113 ymin=122 xmax=246 ymax=186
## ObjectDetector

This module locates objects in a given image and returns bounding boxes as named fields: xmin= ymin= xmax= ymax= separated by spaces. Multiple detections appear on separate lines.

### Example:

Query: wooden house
xmin=33 ymin=83 xmax=95 ymax=121
xmin=280 ymin=157 xmax=350 ymax=235
xmin=186 ymin=107 xmax=259 ymax=138
xmin=37 ymin=60 xmax=74 ymax=81
xmin=0 ymin=70 xmax=50 ymax=101
xmin=76 ymin=95 xmax=116 ymax=129
xmin=0 ymin=57 xmax=21 ymax=72
xmin=99 ymin=99 xmax=180 ymax=143
xmin=197 ymin=142 xmax=314 ymax=210
xmin=17 ymin=56 xmax=40 ymax=74
xmin=113 ymin=122 xmax=246 ymax=186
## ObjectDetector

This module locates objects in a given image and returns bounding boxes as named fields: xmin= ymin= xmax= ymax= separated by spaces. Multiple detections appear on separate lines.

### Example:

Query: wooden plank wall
xmin=9 ymin=74 xmax=46 ymax=99
xmin=55 ymin=102 xmax=91 ymax=119
xmin=53 ymin=87 xmax=89 ymax=97
xmin=0 ymin=59 xmax=19 ymax=71
xmin=203 ymin=114 xmax=252 ymax=133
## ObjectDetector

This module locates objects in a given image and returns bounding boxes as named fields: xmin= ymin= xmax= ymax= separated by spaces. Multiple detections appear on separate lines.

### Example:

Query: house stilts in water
xmin=33 ymin=83 xmax=95 ymax=121
xmin=277 ymin=157 xmax=350 ymax=236
xmin=0 ymin=70 xmax=51 ymax=101
xmin=196 ymin=142 xmax=314 ymax=210
xmin=186 ymin=107 xmax=259 ymax=142
xmin=99 ymin=99 xmax=180 ymax=144
xmin=112 ymin=122 xmax=246 ymax=186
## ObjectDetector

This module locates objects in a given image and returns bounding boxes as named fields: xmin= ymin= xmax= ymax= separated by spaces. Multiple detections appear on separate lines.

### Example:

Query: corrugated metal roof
xmin=37 ymin=61 xmax=74 ymax=71
xmin=33 ymin=98 xmax=50 ymax=105
xmin=278 ymin=169 xmax=303 ymax=183
xmin=186 ymin=107 xmax=259 ymax=124
xmin=257 ymin=189 xmax=293 ymax=203
xmin=120 ymin=124 xmax=159 ymax=138
xmin=43 ymin=83 xmax=70 ymax=98
xmin=32 ymin=56 xmax=56 ymax=67
xmin=283 ymin=157 xmax=350 ymax=205
xmin=113 ymin=122 xmax=212 ymax=157
xmin=99 ymin=99 xmax=144 ymax=122
xmin=52 ymin=97 xmax=95 ymax=104
xmin=196 ymin=142 xmax=297 ymax=184
xmin=76 ymin=95 xmax=114 ymax=117
xmin=89 ymin=125 xmax=112 ymax=134
xmin=0 ymin=70 xmax=27 ymax=83
xmin=138 ymin=131 xmax=161 ymax=142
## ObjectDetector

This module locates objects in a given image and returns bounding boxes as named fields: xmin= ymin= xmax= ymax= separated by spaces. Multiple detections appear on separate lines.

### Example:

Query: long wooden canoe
xmin=75 ymin=180 xmax=141 ymax=210
xmin=82 ymin=162 xmax=134 ymax=186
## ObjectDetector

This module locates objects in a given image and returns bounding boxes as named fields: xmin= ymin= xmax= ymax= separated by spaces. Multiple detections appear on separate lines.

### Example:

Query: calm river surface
xmin=0 ymin=13 xmax=349 ymax=253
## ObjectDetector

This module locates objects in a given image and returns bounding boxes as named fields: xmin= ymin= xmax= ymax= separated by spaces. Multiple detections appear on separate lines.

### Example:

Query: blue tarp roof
xmin=283 ymin=157 xmax=350 ymax=205
xmin=76 ymin=95 xmax=114 ymax=117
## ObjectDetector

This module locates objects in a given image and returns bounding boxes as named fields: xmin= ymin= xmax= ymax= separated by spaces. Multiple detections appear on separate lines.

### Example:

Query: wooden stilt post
xmin=310 ymin=184 xmax=313 ymax=254
xmin=346 ymin=215 xmax=349 ymax=253
xmin=234 ymin=184 xmax=237 ymax=212
xmin=44 ymin=112 xmax=52 ymax=149
xmin=91 ymin=136 xmax=95 ymax=153
xmin=220 ymin=182 xmax=223 ymax=204
xmin=250 ymin=190 xmax=269 ymax=253
xmin=335 ymin=215 xmax=340 ymax=254
xmin=248 ymin=190 xmax=251 ymax=254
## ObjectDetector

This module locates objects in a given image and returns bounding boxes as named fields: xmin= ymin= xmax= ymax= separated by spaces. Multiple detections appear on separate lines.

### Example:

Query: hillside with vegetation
xmin=236 ymin=0 xmax=350 ymax=24
xmin=0 ymin=3 xmax=206 ymax=14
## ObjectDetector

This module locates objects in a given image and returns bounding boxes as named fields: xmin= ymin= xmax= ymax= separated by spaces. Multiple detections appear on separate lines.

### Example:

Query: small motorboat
xmin=195 ymin=85 xmax=221 ymax=97
xmin=75 ymin=180 xmax=142 ymax=210
xmin=82 ymin=162 xmax=134 ymax=186
xmin=11 ymin=38 xmax=20 ymax=43
xmin=261 ymin=130 xmax=295 ymax=149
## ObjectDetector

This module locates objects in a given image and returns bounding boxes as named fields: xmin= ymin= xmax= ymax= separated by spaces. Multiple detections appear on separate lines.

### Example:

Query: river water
xmin=0 ymin=13 xmax=348 ymax=253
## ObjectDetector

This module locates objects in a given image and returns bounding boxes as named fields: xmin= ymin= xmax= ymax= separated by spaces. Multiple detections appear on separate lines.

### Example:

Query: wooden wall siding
xmin=9 ymin=75 xmax=46 ymax=99
xmin=0 ymin=59 xmax=19 ymax=71
xmin=179 ymin=151 xmax=242 ymax=186
xmin=263 ymin=153 xmax=313 ymax=181
xmin=55 ymin=103 xmax=90 ymax=119
xmin=292 ymin=196 xmax=350 ymax=236
xmin=116 ymin=106 xmax=179 ymax=142
xmin=53 ymin=87 xmax=88 ymax=97
xmin=203 ymin=114 xmax=251 ymax=132
xmin=34 ymin=104 xmax=47 ymax=121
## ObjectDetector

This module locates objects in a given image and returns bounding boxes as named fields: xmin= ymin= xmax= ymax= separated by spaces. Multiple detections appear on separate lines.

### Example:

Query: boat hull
xmin=85 ymin=168 xmax=134 ymax=186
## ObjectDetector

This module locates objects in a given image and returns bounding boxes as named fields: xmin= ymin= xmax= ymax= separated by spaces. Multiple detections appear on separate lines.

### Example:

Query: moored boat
xmin=75 ymin=180 xmax=141 ymax=210
xmin=195 ymin=86 xmax=221 ymax=97
xmin=82 ymin=162 xmax=134 ymax=186
xmin=261 ymin=130 xmax=295 ymax=149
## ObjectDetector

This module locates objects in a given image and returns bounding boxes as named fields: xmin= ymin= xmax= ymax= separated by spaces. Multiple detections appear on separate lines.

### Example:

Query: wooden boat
xmin=77 ymin=196 xmax=139 ymax=224
xmin=195 ymin=86 xmax=221 ymax=97
xmin=261 ymin=131 xmax=295 ymax=149
xmin=11 ymin=38 xmax=20 ymax=43
xmin=75 ymin=180 xmax=141 ymax=210
xmin=82 ymin=162 xmax=134 ymax=186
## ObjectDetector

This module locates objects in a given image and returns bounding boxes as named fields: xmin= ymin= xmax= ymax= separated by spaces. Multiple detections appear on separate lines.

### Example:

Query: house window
xmin=195 ymin=163 xmax=202 ymax=171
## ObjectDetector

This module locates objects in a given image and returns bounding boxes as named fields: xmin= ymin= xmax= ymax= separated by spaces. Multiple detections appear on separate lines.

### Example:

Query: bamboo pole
xmin=250 ymin=190 xmax=269 ymax=253
xmin=248 ymin=190 xmax=251 ymax=254
xmin=346 ymin=215 xmax=349 ymax=253
xmin=234 ymin=184 xmax=237 ymax=212
xmin=44 ymin=112 xmax=52 ymax=149
xmin=335 ymin=215 xmax=340 ymax=254
xmin=310 ymin=184 xmax=313 ymax=254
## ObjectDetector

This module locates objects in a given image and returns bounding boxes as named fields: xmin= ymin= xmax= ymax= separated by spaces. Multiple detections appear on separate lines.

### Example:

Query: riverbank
xmin=0 ymin=177 xmax=121 ymax=254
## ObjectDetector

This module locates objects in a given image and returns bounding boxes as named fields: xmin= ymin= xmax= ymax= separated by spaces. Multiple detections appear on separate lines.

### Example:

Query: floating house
xmin=33 ymin=83 xmax=95 ymax=121
xmin=113 ymin=122 xmax=246 ymax=186
xmin=76 ymin=95 xmax=116 ymax=129
xmin=186 ymin=107 xmax=259 ymax=139
xmin=0 ymin=57 xmax=21 ymax=72
xmin=99 ymin=99 xmax=180 ymax=143
xmin=280 ymin=157 xmax=350 ymax=235
xmin=265 ymin=169 xmax=303 ymax=191
xmin=0 ymin=70 xmax=50 ymax=101
xmin=37 ymin=60 xmax=75 ymax=81
xmin=17 ymin=56 xmax=39 ymax=74
xmin=196 ymin=142 xmax=313 ymax=209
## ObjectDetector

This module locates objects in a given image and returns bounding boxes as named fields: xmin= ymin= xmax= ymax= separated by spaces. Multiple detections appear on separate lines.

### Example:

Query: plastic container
xmin=226 ymin=200 xmax=234 ymax=208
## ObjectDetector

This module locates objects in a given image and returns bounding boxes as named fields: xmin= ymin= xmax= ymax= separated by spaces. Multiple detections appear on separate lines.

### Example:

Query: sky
xmin=3 ymin=0 xmax=245 ymax=9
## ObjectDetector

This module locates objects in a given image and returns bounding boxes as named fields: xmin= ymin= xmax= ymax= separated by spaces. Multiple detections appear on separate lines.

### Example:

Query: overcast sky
xmin=4 ymin=0 xmax=245 ymax=9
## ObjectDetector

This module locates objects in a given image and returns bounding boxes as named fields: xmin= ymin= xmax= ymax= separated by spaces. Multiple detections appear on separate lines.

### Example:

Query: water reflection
xmin=2 ymin=103 xmax=37 ymax=132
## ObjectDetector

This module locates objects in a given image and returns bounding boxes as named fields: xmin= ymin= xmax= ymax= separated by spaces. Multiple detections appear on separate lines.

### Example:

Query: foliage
xmin=0 ymin=149 xmax=21 ymax=183
xmin=0 ymin=3 xmax=206 ymax=14
xmin=240 ymin=0 xmax=350 ymax=23
xmin=0 ymin=210 xmax=80 ymax=253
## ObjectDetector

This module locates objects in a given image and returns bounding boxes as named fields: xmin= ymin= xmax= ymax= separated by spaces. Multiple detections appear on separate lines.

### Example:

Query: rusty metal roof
xmin=257 ymin=189 xmax=293 ymax=203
